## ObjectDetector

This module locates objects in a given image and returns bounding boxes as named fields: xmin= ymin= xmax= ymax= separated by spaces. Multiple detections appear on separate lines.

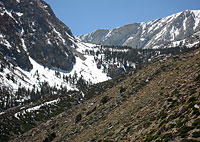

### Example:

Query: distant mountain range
xmin=78 ymin=10 xmax=200 ymax=49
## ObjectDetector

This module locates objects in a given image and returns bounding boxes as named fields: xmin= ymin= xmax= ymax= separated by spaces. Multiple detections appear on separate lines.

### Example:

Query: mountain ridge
xmin=78 ymin=10 xmax=200 ymax=49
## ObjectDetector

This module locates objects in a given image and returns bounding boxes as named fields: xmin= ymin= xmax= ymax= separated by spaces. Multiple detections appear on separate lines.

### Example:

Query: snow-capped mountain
xmin=0 ymin=0 xmax=199 ymax=110
xmin=0 ymin=0 xmax=109 ymax=92
xmin=78 ymin=10 xmax=200 ymax=49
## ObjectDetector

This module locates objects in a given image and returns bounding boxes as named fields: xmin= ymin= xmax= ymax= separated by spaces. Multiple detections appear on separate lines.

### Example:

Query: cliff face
xmin=0 ymin=0 xmax=75 ymax=71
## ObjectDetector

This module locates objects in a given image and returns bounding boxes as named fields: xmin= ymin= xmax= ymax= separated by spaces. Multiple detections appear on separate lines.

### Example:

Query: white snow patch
xmin=53 ymin=28 xmax=66 ymax=44
xmin=105 ymin=29 xmax=114 ymax=39
xmin=170 ymin=26 xmax=179 ymax=41
xmin=140 ymin=38 xmax=145 ymax=41
xmin=183 ymin=16 xmax=187 ymax=31
xmin=0 ymin=34 xmax=12 ymax=48
xmin=21 ymin=38 xmax=27 ymax=52
xmin=15 ymin=12 xmax=23 ymax=16
xmin=192 ymin=10 xmax=200 ymax=30
xmin=70 ymin=55 xmax=109 ymax=84
xmin=187 ymin=41 xmax=199 ymax=48
xmin=0 ymin=112 xmax=5 ymax=116
xmin=28 ymin=57 xmax=76 ymax=90
xmin=26 ymin=98 xmax=60 ymax=113
xmin=194 ymin=104 xmax=199 ymax=109
xmin=14 ymin=98 xmax=60 ymax=119
xmin=81 ymin=91 xmax=85 ymax=98
xmin=126 ymin=37 xmax=134 ymax=42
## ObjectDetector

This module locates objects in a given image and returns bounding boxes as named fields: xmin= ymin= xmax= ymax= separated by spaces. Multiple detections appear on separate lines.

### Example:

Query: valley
xmin=0 ymin=0 xmax=199 ymax=141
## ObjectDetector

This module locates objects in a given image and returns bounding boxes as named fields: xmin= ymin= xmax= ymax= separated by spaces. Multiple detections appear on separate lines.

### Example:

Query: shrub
xmin=119 ymin=87 xmax=126 ymax=93
xmin=75 ymin=113 xmax=82 ymax=124
xmin=159 ymin=112 xmax=168 ymax=120
xmin=100 ymin=96 xmax=109 ymax=104
xmin=188 ymin=96 xmax=197 ymax=103
xmin=176 ymin=121 xmax=184 ymax=128
xmin=49 ymin=132 xmax=56 ymax=140
xmin=145 ymin=134 xmax=159 ymax=142
xmin=195 ymin=74 xmax=200 ymax=82
xmin=192 ymin=118 xmax=200 ymax=128
xmin=192 ymin=131 xmax=200 ymax=138
xmin=162 ymin=133 xmax=172 ymax=142
xmin=179 ymin=126 xmax=195 ymax=138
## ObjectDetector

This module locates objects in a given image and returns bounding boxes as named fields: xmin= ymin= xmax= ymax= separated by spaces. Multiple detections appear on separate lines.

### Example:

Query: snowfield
xmin=0 ymin=40 xmax=110 ymax=92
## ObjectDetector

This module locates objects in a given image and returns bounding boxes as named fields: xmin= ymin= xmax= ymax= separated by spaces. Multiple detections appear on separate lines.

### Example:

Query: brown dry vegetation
xmin=11 ymin=48 xmax=200 ymax=142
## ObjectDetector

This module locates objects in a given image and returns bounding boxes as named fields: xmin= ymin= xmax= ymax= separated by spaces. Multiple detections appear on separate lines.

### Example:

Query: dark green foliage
xmin=0 ymin=135 xmax=9 ymax=142
xmin=179 ymin=126 xmax=195 ymax=138
xmin=86 ymin=106 xmax=97 ymax=116
xmin=43 ymin=132 xmax=56 ymax=142
xmin=22 ymin=124 xmax=35 ymax=132
xmin=195 ymin=74 xmax=200 ymax=82
xmin=181 ymin=139 xmax=200 ymax=142
xmin=188 ymin=96 xmax=197 ymax=103
xmin=169 ymin=123 xmax=176 ymax=129
xmin=119 ymin=87 xmax=126 ymax=93
xmin=171 ymin=89 xmax=180 ymax=97
xmin=100 ymin=96 xmax=109 ymax=104
xmin=159 ymin=112 xmax=168 ymax=120
xmin=75 ymin=113 xmax=82 ymax=124
xmin=49 ymin=132 xmax=56 ymax=141
xmin=145 ymin=131 xmax=159 ymax=142
xmin=144 ymin=121 xmax=152 ymax=128
xmin=168 ymin=113 xmax=181 ymax=121
xmin=43 ymin=138 xmax=49 ymax=142
xmin=192 ymin=118 xmax=200 ymax=128
xmin=159 ymin=120 xmax=167 ymax=127
xmin=169 ymin=99 xmax=178 ymax=108
xmin=192 ymin=131 xmax=200 ymax=138
xmin=77 ymin=76 xmax=88 ymax=90
xmin=162 ymin=133 xmax=172 ymax=142
xmin=176 ymin=121 xmax=184 ymax=128
xmin=192 ymin=107 xmax=200 ymax=116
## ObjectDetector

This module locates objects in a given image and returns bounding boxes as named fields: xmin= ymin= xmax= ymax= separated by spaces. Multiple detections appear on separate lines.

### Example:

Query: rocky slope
xmin=0 ymin=0 xmax=110 ymax=91
xmin=78 ymin=10 xmax=200 ymax=49
xmin=10 ymin=46 xmax=200 ymax=142
xmin=0 ymin=0 xmax=74 ymax=71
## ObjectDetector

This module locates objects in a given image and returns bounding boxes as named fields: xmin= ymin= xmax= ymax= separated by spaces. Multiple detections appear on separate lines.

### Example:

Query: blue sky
xmin=44 ymin=0 xmax=200 ymax=36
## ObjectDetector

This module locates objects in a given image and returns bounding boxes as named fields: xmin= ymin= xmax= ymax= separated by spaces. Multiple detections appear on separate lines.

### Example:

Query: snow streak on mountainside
xmin=159 ymin=31 xmax=200 ymax=49
xmin=78 ymin=10 xmax=200 ymax=49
